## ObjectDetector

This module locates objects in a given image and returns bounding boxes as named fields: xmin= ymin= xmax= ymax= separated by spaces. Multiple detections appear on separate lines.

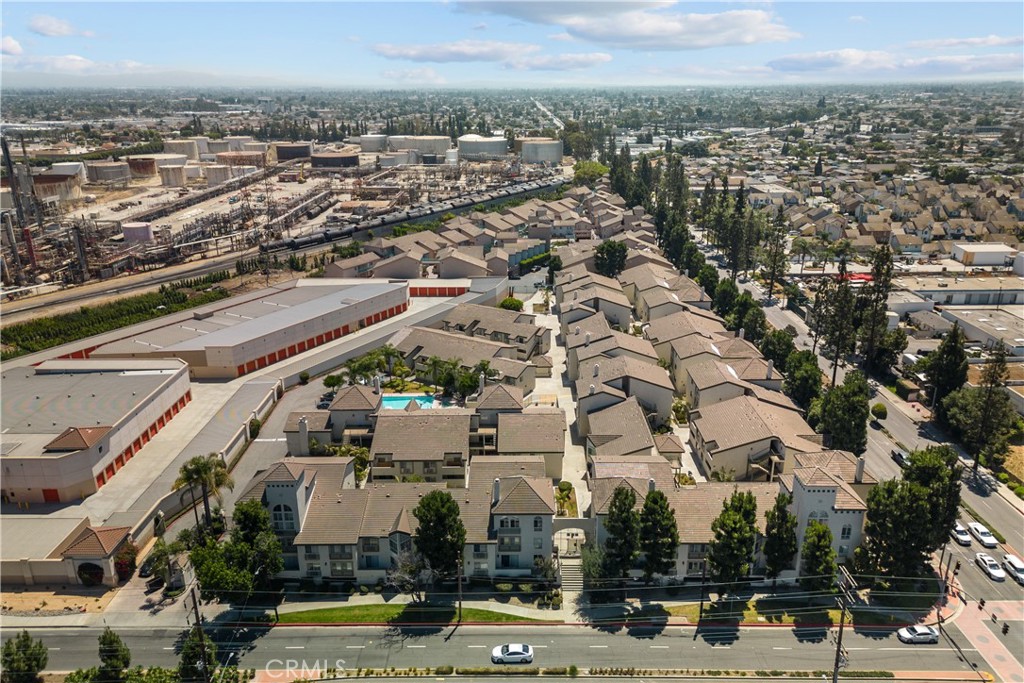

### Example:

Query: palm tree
xmin=173 ymin=453 xmax=234 ymax=529
xmin=425 ymin=355 xmax=446 ymax=393
xmin=378 ymin=344 xmax=402 ymax=376
xmin=791 ymin=237 xmax=814 ymax=274
xmin=831 ymin=238 xmax=853 ymax=267
xmin=148 ymin=538 xmax=184 ymax=585
xmin=472 ymin=359 xmax=499 ymax=382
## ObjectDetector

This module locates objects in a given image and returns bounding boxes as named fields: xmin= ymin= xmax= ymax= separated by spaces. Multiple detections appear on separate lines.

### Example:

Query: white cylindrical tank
xmin=189 ymin=136 xmax=211 ymax=154
xmin=521 ymin=139 xmax=563 ymax=164
xmin=225 ymin=135 xmax=253 ymax=152
xmin=360 ymin=134 xmax=388 ymax=152
xmin=387 ymin=135 xmax=449 ymax=155
xmin=86 ymin=161 xmax=131 ymax=182
xmin=122 ymin=222 xmax=155 ymax=244
xmin=183 ymin=164 xmax=203 ymax=179
xmin=159 ymin=165 xmax=187 ymax=187
xmin=208 ymin=140 xmax=231 ymax=154
xmin=445 ymin=149 xmax=459 ymax=166
xmin=164 ymin=139 xmax=199 ymax=161
xmin=140 ymin=153 xmax=189 ymax=168
xmin=51 ymin=162 xmax=87 ymax=181
xmin=243 ymin=142 xmax=269 ymax=154
xmin=206 ymin=165 xmax=232 ymax=187
xmin=457 ymin=134 xmax=508 ymax=159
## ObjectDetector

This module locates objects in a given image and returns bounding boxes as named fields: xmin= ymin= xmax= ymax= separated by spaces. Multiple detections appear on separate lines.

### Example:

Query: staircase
xmin=559 ymin=556 xmax=584 ymax=592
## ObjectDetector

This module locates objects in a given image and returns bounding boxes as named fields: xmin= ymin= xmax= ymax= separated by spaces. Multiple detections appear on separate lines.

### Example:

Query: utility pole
xmin=698 ymin=560 xmax=708 ymax=621
xmin=832 ymin=566 xmax=856 ymax=683
xmin=190 ymin=585 xmax=212 ymax=683
xmin=456 ymin=547 xmax=463 ymax=623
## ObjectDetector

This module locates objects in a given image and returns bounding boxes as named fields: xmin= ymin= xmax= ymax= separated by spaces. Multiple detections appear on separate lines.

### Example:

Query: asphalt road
xmin=8 ymin=623 xmax=982 ymax=675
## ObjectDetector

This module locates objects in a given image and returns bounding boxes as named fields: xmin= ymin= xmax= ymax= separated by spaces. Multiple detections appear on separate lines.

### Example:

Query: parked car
xmin=950 ymin=523 xmax=972 ymax=547
xmin=138 ymin=555 xmax=155 ymax=578
xmin=896 ymin=625 xmax=939 ymax=644
xmin=976 ymin=552 xmax=1006 ymax=581
xmin=968 ymin=522 xmax=998 ymax=548
xmin=1003 ymin=554 xmax=1024 ymax=585
xmin=891 ymin=449 xmax=910 ymax=468
xmin=491 ymin=644 xmax=534 ymax=664
xmin=316 ymin=400 xmax=331 ymax=409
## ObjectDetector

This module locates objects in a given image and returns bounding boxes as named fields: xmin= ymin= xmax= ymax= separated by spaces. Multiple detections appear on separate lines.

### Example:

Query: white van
xmin=1003 ymin=554 xmax=1024 ymax=586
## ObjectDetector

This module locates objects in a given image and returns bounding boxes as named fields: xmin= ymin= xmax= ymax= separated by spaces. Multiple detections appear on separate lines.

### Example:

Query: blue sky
xmin=1 ymin=1 xmax=1022 ymax=86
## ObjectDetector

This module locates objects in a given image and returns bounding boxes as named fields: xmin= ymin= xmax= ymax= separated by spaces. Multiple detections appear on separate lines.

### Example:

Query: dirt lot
xmin=0 ymin=584 xmax=117 ymax=615
xmin=1005 ymin=445 xmax=1024 ymax=484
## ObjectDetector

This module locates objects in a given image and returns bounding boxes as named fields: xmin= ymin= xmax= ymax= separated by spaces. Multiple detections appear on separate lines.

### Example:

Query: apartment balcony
xmin=329 ymin=551 xmax=353 ymax=560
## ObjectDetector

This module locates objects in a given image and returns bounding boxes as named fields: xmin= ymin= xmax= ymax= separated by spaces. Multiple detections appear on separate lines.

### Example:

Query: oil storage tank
xmin=86 ymin=161 xmax=131 ymax=183
xmin=311 ymin=152 xmax=359 ymax=168
xmin=457 ymin=134 xmax=508 ymax=160
xmin=159 ymin=165 xmax=187 ymax=187
xmin=164 ymin=139 xmax=199 ymax=161
xmin=225 ymin=135 xmax=254 ymax=151
xmin=520 ymin=138 xmax=563 ymax=165
xmin=127 ymin=157 xmax=158 ymax=178
xmin=206 ymin=165 xmax=232 ymax=187
xmin=360 ymin=134 xmax=388 ymax=152
xmin=216 ymin=151 xmax=267 ymax=167
xmin=189 ymin=136 xmax=211 ymax=155
xmin=274 ymin=142 xmax=313 ymax=160
xmin=243 ymin=142 xmax=270 ymax=154
xmin=387 ymin=135 xmax=450 ymax=155
xmin=208 ymin=140 xmax=232 ymax=154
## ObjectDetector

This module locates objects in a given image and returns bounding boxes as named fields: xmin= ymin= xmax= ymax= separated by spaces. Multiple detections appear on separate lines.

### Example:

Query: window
xmin=361 ymin=538 xmax=379 ymax=553
xmin=838 ymin=545 xmax=849 ymax=557
xmin=840 ymin=525 xmax=852 ymax=540
xmin=272 ymin=504 xmax=295 ymax=531
xmin=533 ymin=516 xmax=543 ymax=531
xmin=533 ymin=538 xmax=544 ymax=550
xmin=499 ymin=517 xmax=520 ymax=529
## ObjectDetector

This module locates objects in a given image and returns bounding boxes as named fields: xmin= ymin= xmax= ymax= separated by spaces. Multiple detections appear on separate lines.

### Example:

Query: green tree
xmin=189 ymin=538 xmax=253 ymax=602
xmin=148 ymin=537 xmax=183 ymax=585
xmin=713 ymin=278 xmax=739 ymax=317
xmin=547 ymin=255 xmax=563 ymax=285
xmin=425 ymin=355 xmax=446 ymax=393
xmin=1 ymin=630 xmax=48 ymax=683
xmin=228 ymin=499 xmax=283 ymax=588
xmin=857 ymin=246 xmax=896 ymax=373
xmin=173 ymin=453 xmax=234 ymax=529
xmin=412 ymin=490 xmax=466 ymax=579
xmin=791 ymin=238 xmax=814 ymax=275
xmin=697 ymin=263 xmax=719 ymax=296
xmin=97 ymin=628 xmax=131 ymax=683
xmin=904 ymin=446 xmax=963 ymax=552
xmin=594 ymin=240 xmax=627 ymax=278
xmin=740 ymin=306 xmax=767 ymax=345
xmin=758 ymin=210 xmax=789 ymax=300
xmin=763 ymin=493 xmax=798 ymax=590
xmin=872 ymin=328 xmax=908 ymax=374
xmin=799 ymin=521 xmax=836 ymax=593
xmin=639 ymin=489 xmax=678 ymax=583
xmin=498 ymin=296 xmax=524 ymax=312
xmin=760 ymin=329 xmax=796 ymax=374
xmin=925 ymin=322 xmax=968 ymax=423
xmin=862 ymin=479 xmax=932 ymax=577
xmin=706 ymin=490 xmax=757 ymax=596
xmin=944 ymin=346 xmax=1018 ymax=472
xmin=604 ymin=486 xmax=641 ymax=578
xmin=784 ymin=350 xmax=823 ymax=410
xmin=178 ymin=627 xmax=217 ymax=683
xmin=819 ymin=371 xmax=870 ymax=454
xmin=573 ymin=160 xmax=609 ymax=186
xmin=817 ymin=276 xmax=857 ymax=386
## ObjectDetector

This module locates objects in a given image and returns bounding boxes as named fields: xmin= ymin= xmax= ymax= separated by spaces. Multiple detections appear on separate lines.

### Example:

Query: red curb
xmin=245 ymin=620 xmax=915 ymax=629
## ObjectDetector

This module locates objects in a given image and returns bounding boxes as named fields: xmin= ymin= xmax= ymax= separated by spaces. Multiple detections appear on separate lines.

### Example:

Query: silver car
xmin=491 ymin=643 xmax=534 ymax=664
xmin=968 ymin=522 xmax=998 ymax=548
xmin=950 ymin=522 xmax=971 ymax=546
xmin=896 ymin=625 xmax=939 ymax=644
xmin=976 ymin=553 xmax=1006 ymax=581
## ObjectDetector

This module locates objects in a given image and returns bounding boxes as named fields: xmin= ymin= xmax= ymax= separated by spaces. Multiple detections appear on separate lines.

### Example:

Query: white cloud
xmin=472 ymin=22 xmax=487 ymax=31
xmin=28 ymin=15 xmax=94 ymax=38
xmin=3 ymin=53 xmax=156 ymax=74
xmin=381 ymin=67 xmax=446 ymax=85
xmin=457 ymin=2 xmax=798 ymax=50
xmin=908 ymin=35 xmax=1023 ymax=49
xmin=1 ymin=36 xmax=23 ymax=55
xmin=848 ymin=15 xmax=868 ymax=24
xmin=372 ymin=39 xmax=538 ymax=62
xmin=548 ymin=32 xmax=574 ymax=42
xmin=506 ymin=52 xmax=612 ymax=71
xmin=767 ymin=48 xmax=1023 ymax=79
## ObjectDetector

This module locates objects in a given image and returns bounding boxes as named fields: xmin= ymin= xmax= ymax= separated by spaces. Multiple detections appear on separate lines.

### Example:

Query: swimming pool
xmin=380 ymin=394 xmax=435 ymax=409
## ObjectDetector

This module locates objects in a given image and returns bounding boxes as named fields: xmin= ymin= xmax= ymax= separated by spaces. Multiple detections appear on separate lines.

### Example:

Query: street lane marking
xmin=772 ymin=647 xmax=791 ymax=650
xmin=48 ymin=648 xmax=61 ymax=651
xmin=407 ymin=645 xmax=426 ymax=648
xmin=589 ymin=645 xmax=608 ymax=648
xmin=467 ymin=645 xmax=486 ymax=648
xmin=650 ymin=645 xmax=669 ymax=649
xmin=533 ymin=645 xmax=547 ymax=648
xmin=285 ymin=646 xmax=305 ymax=650
xmin=345 ymin=646 xmax=365 ymax=649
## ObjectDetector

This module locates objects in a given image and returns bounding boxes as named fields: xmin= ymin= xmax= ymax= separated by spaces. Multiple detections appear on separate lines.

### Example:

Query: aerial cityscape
xmin=1 ymin=2 xmax=1022 ymax=683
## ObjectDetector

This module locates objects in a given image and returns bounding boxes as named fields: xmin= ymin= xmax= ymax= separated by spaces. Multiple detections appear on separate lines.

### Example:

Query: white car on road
xmin=896 ymin=625 xmax=939 ymax=644
xmin=968 ymin=522 xmax=999 ymax=548
xmin=491 ymin=643 xmax=534 ymax=664
xmin=976 ymin=552 xmax=1006 ymax=581
xmin=950 ymin=522 xmax=972 ymax=546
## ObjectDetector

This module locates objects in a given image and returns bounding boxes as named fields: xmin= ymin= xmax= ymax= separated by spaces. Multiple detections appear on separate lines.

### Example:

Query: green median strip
xmin=278 ymin=603 xmax=542 ymax=624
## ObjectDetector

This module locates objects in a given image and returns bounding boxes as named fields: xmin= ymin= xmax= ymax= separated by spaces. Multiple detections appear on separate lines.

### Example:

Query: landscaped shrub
xmin=299 ymin=371 xmax=310 ymax=385
xmin=567 ymin=665 xmax=578 ymax=678
xmin=495 ymin=583 xmax=514 ymax=592
xmin=434 ymin=666 xmax=453 ymax=675
xmin=871 ymin=402 xmax=887 ymax=420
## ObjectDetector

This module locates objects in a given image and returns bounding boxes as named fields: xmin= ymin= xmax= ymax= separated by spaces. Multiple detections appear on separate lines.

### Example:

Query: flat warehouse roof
xmin=0 ymin=517 xmax=86 ymax=560
xmin=1 ymin=360 xmax=185 ymax=438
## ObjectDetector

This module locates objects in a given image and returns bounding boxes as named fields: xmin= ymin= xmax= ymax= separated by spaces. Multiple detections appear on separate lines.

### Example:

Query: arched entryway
xmin=77 ymin=562 xmax=104 ymax=586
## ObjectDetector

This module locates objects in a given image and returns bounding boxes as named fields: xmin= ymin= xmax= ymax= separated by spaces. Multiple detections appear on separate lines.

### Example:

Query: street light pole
xmin=457 ymin=548 xmax=463 ymax=623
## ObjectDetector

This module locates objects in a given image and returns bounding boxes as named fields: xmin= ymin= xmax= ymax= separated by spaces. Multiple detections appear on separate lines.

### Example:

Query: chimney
xmin=738 ymin=328 xmax=745 ymax=340
xmin=298 ymin=416 xmax=309 ymax=456
xmin=589 ymin=384 xmax=595 ymax=395
xmin=492 ymin=478 xmax=501 ymax=505
xmin=372 ymin=375 xmax=381 ymax=394
xmin=575 ymin=326 xmax=581 ymax=336
xmin=479 ymin=372 xmax=486 ymax=394
xmin=585 ymin=331 xmax=591 ymax=346
xmin=593 ymin=363 xmax=600 ymax=377
xmin=855 ymin=456 xmax=865 ymax=484
xmin=648 ymin=478 xmax=656 ymax=494
xmin=766 ymin=360 xmax=774 ymax=381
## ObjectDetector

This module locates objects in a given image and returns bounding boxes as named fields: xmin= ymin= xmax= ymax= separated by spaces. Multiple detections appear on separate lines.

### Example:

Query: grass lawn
xmin=278 ymin=603 xmax=541 ymax=624
xmin=654 ymin=595 xmax=928 ymax=626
